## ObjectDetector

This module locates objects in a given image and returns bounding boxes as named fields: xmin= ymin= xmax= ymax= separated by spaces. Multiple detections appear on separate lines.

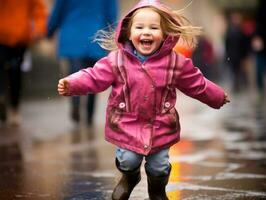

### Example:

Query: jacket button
xmin=144 ymin=95 xmax=148 ymax=101
xmin=119 ymin=102 xmax=126 ymax=109
xmin=164 ymin=102 xmax=171 ymax=108
xmin=144 ymin=144 xmax=149 ymax=149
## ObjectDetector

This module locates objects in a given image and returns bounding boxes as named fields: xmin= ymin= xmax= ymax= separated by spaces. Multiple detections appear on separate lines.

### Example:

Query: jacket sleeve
xmin=47 ymin=0 xmax=64 ymax=37
xmin=174 ymin=54 xmax=225 ymax=109
xmin=105 ymin=0 xmax=118 ymax=25
xmin=65 ymin=56 xmax=115 ymax=96
xmin=31 ymin=0 xmax=48 ymax=38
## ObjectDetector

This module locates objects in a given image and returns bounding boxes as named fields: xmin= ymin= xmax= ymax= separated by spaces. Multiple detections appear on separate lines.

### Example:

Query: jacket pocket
xmin=166 ymin=108 xmax=179 ymax=130
xmin=156 ymin=107 xmax=179 ymax=134
xmin=108 ymin=107 xmax=123 ymax=132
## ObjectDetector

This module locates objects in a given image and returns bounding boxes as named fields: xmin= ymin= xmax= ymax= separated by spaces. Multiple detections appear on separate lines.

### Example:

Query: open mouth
xmin=140 ymin=39 xmax=153 ymax=47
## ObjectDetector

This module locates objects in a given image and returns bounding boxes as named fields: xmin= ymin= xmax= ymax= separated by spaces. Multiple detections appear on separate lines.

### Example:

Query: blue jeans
xmin=116 ymin=148 xmax=170 ymax=177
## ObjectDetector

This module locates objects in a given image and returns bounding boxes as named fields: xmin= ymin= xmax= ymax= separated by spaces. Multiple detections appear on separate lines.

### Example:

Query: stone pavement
xmin=0 ymin=90 xmax=266 ymax=200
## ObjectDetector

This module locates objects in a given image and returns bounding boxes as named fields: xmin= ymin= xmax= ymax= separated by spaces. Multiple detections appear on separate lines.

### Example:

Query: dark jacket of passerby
xmin=192 ymin=36 xmax=216 ymax=80
xmin=225 ymin=19 xmax=249 ymax=67
xmin=47 ymin=0 xmax=118 ymax=60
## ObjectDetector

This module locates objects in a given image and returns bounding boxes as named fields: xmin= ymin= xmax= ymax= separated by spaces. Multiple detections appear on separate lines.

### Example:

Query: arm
xmin=174 ymin=54 xmax=228 ymax=109
xmin=31 ymin=0 xmax=48 ymax=40
xmin=105 ymin=0 xmax=119 ymax=25
xmin=47 ymin=0 xmax=64 ymax=38
xmin=58 ymin=56 xmax=115 ymax=96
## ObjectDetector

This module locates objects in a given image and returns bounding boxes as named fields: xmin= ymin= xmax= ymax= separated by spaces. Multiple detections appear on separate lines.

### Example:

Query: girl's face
xmin=129 ymin=7 xmax=164 ymax=56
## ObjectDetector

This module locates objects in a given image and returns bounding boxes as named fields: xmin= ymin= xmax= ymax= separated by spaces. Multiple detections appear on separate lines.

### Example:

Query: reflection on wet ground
xmin=0 ymin=91 xmax=266 ymax=200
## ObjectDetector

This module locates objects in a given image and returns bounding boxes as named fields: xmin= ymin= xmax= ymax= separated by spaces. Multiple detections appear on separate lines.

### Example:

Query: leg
xmin=6 ymin=46 xmax=25 ymax=126
xmin=0 ymin=46 xmax=8 ymax=122
xmin=83 ymin=59 xmax=97 ymax=125
xmin=87 ymin=93 xmax=95 ymax=124
xmin=145 ymin=148 xmax=171 ymax=200
xmin=112 ymin=148 xmax=143 ymax=200
xmin=0 ymin=56 xmax=7 ymax=122
xmin=71 ymin=96 xmax=80 ymax=122
xmin=8 ymin=60 xmax=23 ymax=110
xmin=68 ymin=59 xmax=82 ymax=122
xmin=231 ymin=61 xmax=242 ymax=93
xmin=256 ymin=54 xmax=266 ymax=94
xmin=0 ymin=45 xmax=25 ymax=124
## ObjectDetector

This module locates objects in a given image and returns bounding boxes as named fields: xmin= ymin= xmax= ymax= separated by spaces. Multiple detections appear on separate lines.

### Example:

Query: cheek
xmin=155 ymin=33 xmax=164 ymax=43
xmin=129 ymin=27 xmax=139 ymax=41
xmin=156 ymin=31 xmax=164 ymax=39
xmin=130 ymin=33 xmax=139 ymax=42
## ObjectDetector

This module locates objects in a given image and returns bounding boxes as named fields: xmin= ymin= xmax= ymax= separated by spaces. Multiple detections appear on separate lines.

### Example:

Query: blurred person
xmin=192 ymin=35 xmax=217 ymax=81
xmin=57 ymin=0 xmax=230 ymax=199
xmin=252 ymin=0 xmax=266 ymax=98
xmin=0 ymin=0 xmax=47 ymax=126
xmin=225 ymin=11 xmax=250 ymax=93
xmin=47 ymin=0 xmax=118 ymax=125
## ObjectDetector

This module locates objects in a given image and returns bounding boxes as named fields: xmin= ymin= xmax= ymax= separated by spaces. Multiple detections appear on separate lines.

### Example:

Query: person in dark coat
xmin=252 ymin=0 xmax=266 ymax=97
xmin=225 ymin=11 xmax=249 ymax=92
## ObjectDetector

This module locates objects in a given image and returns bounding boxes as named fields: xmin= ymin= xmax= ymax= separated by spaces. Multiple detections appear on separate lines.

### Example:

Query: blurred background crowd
xmin=0 ymin=0 xmax=265 ymax=127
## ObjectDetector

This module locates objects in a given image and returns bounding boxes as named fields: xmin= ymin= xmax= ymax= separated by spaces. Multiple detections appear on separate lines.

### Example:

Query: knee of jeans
xmin=145 ymin=162 xmax=170 ymax=177
xmin=116 ymin=151 xmax=142 ymax=171
xmin=119 ymin=159 xmax=140 ymax=171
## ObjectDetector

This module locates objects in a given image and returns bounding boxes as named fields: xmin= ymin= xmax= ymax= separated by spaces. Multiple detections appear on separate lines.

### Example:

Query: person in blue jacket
xmin=47 ymin=0 xmax=118 ymax=124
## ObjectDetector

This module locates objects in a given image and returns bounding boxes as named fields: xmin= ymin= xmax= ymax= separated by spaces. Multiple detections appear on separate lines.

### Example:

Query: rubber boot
xmin=146 ymin=165 xmax=171 ymax=200
xmin=112 ymin=159 xmax=141 ymax=200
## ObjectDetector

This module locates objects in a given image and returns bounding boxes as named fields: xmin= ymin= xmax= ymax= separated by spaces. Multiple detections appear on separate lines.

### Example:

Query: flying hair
xmin=93 ymin=0 xmax=202 ymax=51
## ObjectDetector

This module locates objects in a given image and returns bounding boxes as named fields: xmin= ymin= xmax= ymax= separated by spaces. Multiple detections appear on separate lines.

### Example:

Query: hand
xmin=58 ymin=79 xmax=69 ymax=96
xmin=223 ymin=93 xmax=230 ymax=105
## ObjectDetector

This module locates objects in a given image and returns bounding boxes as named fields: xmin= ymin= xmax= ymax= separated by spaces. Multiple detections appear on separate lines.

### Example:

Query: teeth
xmin=141 ymin=39 xmax=152 ymax=44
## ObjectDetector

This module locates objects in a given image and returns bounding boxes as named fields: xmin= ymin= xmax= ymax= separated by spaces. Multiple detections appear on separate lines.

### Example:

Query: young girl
xmin=58 ymin=0 xmax=230 ymax=199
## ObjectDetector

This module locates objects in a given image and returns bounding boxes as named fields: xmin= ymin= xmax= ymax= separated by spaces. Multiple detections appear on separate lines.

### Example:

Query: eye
xmin=135 ymin=26 xmax=143 ymax=29
xmin=151 ymin=26 xmax=159 ymax=30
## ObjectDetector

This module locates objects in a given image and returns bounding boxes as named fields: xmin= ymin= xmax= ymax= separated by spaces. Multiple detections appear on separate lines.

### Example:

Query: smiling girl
xmin=58 ymin=0 xmax=230 ymax=199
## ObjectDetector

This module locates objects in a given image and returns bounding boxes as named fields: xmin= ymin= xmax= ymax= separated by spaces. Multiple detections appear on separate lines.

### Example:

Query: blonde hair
xmin=94 ymin=5 xmax=202 ymax=51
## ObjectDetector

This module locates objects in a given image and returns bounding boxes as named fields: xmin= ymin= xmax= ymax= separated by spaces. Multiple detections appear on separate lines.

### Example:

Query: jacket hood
xmin=115 ymin=0 xmax=179 ymax=54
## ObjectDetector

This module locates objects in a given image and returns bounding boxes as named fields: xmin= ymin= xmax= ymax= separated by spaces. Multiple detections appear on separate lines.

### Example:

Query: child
xmin=58 ymin=0 xmax=230 ymax=199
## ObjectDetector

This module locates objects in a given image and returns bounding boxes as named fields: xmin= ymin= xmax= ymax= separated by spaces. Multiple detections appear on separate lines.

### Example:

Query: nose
xmin=143 ymin=28 xmax=151 ymax=35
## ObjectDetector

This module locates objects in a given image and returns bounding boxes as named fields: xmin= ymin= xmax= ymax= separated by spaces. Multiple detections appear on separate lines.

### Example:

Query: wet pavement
xmin=0 ymin=90 xmax=266 ymax=200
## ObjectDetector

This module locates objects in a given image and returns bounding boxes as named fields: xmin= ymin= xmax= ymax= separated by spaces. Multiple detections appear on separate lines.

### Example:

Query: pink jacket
xmin=65 ymin=0 xmax=225 ymax=155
